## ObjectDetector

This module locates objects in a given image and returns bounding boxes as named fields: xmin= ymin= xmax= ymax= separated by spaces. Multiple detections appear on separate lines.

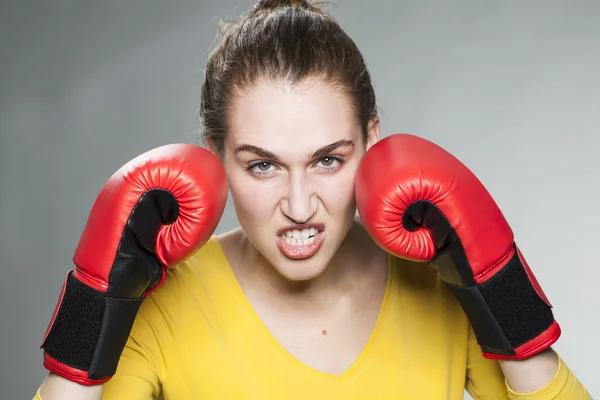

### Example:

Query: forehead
xmin=227 ymin=78 xmax=360 ymax=153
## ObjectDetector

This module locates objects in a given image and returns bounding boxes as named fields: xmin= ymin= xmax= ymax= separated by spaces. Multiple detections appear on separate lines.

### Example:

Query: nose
xmin=280 ymin=172 xmax=317 ymax=224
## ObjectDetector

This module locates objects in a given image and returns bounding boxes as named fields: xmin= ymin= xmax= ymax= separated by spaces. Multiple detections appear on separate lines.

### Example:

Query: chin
xmin=267 ymin=237 xmax=341 ymax=282
xmin=271 ymin=256 xmax=330 ymax=282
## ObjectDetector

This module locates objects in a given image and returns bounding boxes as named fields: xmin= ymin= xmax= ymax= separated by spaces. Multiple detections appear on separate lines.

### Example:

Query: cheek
xmin=315 ymin=168 xmax=357 ymax=214
xmin=227 ymin=169 xmax=280 ymax=224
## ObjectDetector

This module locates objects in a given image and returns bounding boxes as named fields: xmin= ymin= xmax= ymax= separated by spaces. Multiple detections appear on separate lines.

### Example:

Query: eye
xmin=256 ymin=162 xmax=271 ymax=171
xmin=315 ymin=156 xmax=344 ymax=171
xmin=247 ymin=161 xmax=277 ymax=177
xmin=320 ymin=157 xmax=334 ymax=167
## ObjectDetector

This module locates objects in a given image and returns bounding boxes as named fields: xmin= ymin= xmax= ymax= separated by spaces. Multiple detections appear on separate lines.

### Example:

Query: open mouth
xmin=275 ymin=225 xmax=325 ymax=260
xmin=280 ymin=227 xmax=320 ymax=246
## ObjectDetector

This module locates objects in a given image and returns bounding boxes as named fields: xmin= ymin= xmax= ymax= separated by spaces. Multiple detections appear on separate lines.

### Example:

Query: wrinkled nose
xmin=280 ymin=173 xmax=317 ymax=223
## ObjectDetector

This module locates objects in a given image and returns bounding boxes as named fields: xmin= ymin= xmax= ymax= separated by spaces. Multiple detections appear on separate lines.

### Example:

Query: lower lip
xmin=276 ymin=231 xmax=325 ymax=260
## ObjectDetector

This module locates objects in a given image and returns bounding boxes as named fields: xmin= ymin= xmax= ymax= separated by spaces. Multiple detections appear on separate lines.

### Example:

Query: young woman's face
xmin=220 ymin=78 xmax=379 ymax=281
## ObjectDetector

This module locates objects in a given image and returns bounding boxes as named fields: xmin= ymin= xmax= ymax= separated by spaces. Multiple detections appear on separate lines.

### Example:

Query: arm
xmin=33 ymin=144 xmax=226 ymax=398
xmin=499 ymin=350 xmax=593 ymax=399
xmin=498 ymin=349 xmax=559 ymax=393
xmin=36 ymin=374 xmax=104 ymax=400
xmin=355 ymin=134 xmax=591 ymax=398
xmin=465 ymin=325 xmax=592 ymax=399
xmin=34 ymin=291 xmax=174 ymax=400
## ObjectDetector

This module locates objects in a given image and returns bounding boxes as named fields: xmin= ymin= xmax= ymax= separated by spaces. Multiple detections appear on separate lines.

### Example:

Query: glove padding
xmin=355 ymin=133 xmax=560 ymax=360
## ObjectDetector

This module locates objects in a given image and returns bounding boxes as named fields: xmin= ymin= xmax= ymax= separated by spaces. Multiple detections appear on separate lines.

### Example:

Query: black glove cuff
xmin=42 ymin=271 xmax=143 ymax=380
xmin=444 ymin=250 xmax=555 ymax=357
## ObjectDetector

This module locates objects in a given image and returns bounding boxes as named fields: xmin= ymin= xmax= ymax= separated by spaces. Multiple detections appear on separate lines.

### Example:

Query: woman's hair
xmin=199 ymin=0 xmax=377 ymax=154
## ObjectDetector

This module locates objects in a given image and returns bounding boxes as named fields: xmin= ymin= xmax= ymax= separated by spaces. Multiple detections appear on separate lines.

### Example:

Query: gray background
xmin=1 ymin=0 xmax=598 ymax=398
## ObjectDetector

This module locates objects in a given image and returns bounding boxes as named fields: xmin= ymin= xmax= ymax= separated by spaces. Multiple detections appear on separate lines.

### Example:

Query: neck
xmin=239 ymin=221 xmax=388 ymax=312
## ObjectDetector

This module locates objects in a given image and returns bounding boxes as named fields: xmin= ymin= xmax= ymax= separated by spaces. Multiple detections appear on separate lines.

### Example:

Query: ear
xmin=204 ymin=137 xmax=220 ymax=158
xmin=365 ymin=115 xmax=380 ymax=152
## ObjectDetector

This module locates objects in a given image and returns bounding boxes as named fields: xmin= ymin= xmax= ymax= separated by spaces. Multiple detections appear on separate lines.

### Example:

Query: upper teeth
xmin=284 ymin=228 xmax=318 ymax=239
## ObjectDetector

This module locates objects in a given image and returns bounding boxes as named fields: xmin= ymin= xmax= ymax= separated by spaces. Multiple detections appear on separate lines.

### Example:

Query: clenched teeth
xmin=282 ymin=227 xmax=319 ymax=246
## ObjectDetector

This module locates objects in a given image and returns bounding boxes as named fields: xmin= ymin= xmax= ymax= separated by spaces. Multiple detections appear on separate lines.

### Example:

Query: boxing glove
xmin=41 ymin=144 xmax=228 ymax=385
xmin=355 ymin=133 xmax=560 ymax=360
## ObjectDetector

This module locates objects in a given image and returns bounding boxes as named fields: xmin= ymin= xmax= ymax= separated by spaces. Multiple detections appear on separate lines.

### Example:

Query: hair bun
xmin=251 ymin=0 xmax=324 ymax=16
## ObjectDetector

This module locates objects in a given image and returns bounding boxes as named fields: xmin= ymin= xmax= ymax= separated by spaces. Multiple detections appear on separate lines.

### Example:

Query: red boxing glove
xmin=355 ymin=133 xmax=560 ymax=360
xmin=41 ymin=144 xmax=228 ymax=385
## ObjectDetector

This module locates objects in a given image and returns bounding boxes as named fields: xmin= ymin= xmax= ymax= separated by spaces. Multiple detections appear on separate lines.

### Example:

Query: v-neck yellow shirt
xmin=37 ymin=236 xmax=590 ymax=399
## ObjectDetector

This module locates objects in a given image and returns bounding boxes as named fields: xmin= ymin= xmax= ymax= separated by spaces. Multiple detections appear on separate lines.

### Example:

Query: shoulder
xmin=384 ymin=256 xmax=472 ymax=356
xmin=388 ymin=255 xmax=470 ymax=328
xmin=140 ymin=234 xmax=232 ymax=317
xmin=389 ymin=256 xmax=444 ymax=291
xmin=351 ymin=214 xmax=453 ymax=295
xmin=161 ymin=234 xmax=225 ymax=284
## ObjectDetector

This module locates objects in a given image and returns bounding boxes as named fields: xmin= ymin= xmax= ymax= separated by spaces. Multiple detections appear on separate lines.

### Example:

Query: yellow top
xmin=35 ymin=236 xmax=591 ymax=399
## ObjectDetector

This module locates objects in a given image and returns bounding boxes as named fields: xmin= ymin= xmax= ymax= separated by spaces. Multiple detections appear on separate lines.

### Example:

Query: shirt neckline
xmin=210 ymin=236 xmax=395 ymax=383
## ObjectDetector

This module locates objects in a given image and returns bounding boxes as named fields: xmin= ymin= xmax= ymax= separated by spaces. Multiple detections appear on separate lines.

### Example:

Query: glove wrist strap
xmin=42 ymin=271 xmax=143 ymax=382
xmin=443 ymin=250 xmax=558 ymax=359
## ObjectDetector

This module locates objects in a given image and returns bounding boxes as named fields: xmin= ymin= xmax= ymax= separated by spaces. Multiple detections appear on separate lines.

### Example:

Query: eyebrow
xmin=234 ymin=139 xmax=354 ymax=161
xmin=234 ymin=144 xmax=280 ymax=161
xmin=311 ymin=139 xmax=354 ymax=159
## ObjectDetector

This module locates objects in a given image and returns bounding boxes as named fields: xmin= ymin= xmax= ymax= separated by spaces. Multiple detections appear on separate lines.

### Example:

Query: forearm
xmin=499 ymin=347 xmax=559 ymax=393
xmin=37 ymin=373 xmax=104 ymax=400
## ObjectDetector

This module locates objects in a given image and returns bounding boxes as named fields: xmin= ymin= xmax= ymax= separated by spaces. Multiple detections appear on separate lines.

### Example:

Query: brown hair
xmin=199 ymin=0 xmax=377 ymax=154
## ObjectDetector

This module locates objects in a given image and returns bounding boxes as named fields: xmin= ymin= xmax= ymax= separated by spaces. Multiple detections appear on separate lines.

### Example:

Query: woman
xmin=35 ymin=0 xmax=591 ymax=399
